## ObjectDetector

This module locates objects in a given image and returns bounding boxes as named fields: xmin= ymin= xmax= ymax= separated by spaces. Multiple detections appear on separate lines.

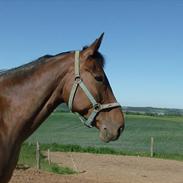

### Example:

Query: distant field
xmin=27 ymin=112 xmax=183 ymax=158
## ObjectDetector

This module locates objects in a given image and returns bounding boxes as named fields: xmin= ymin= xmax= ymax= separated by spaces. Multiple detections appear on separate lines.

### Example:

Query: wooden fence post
xmin=47 ymin=149 xmax=51 ymax=165
xmin=36 ymin=141 xmax=40 ymax=169
xmin=150 ymin=137 xmax=154 ymax=157
xmin=70 ymin=153 xmax=79 ymax=172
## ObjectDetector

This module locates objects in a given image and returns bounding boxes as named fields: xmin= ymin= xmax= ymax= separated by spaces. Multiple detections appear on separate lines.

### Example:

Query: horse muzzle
xmin=99 ymin=123 xmax=125 ymax=143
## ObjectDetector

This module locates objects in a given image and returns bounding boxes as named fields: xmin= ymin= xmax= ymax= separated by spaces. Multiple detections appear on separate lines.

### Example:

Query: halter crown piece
xmin=68 ymin=51 xmax=121 ymax=128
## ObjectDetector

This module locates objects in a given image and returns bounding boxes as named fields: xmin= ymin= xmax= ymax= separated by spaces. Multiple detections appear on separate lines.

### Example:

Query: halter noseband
xmin=68 ymin=51 xmax=121 ymax=128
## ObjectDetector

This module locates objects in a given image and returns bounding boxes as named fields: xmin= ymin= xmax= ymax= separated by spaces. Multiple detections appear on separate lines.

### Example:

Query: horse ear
xmin=81 ymin=33 xmax=104 ymax=59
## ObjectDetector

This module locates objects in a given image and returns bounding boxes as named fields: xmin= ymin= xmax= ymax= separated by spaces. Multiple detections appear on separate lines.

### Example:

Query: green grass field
xmin=26 ymin=112 xmax=183 ymax=160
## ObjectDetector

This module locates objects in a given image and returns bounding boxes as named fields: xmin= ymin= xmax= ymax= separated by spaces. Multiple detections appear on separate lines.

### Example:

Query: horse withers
xmin=0 ymin=33 xmax=125 ymax=183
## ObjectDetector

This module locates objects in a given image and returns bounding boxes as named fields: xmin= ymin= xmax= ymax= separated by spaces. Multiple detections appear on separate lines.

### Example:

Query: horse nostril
xmin=101 ymin=124 xmax=107 ymax=131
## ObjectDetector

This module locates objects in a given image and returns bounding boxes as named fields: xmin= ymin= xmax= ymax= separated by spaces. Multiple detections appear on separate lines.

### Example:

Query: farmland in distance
xmin=26 ymin=111 xmax=183 ymax=159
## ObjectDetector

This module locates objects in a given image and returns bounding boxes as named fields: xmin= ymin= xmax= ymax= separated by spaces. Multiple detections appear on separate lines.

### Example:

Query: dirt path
xmin=10 ymin=152 xmax=183 ymax=183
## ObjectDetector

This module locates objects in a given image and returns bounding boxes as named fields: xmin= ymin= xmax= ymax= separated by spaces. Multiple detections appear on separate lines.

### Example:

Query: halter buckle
xmin=94 ymin=103 xmax=101 ymax=112
xmin=75 ymin=77 xmax=82 ymax=84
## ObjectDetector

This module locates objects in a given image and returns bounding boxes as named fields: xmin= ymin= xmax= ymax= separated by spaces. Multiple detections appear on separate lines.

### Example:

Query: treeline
xmin=124 ymin=111 xmax=183 ymax=116
xmin=55 ymin=103 xmax=70 ymax=112
xmin=123 ymin=106 xmax=183 ymax=116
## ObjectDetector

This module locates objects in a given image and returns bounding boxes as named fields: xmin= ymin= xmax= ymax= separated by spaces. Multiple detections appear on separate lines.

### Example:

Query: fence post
xmin=36 ymin=141 xmax=40 ymax=169
xmin=150 ymin=137 xmax=154 ymax=157
xmin=70 ymin=153 xmax=79 ymax=172
xmin=47 ymin=149 xmax=51 ymax=165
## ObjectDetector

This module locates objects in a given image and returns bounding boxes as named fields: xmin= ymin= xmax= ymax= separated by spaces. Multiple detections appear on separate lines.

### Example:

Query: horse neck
xmin=1 ymin=54 xmax=72 ymax=142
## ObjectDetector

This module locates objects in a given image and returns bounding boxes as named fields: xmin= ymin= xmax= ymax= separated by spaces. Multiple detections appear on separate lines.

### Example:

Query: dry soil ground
xmin=10 ymin=152 xmax=183 ymax=183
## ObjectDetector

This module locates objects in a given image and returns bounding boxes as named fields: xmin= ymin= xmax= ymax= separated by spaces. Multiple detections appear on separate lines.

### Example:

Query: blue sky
xmin=0 ymin=1 xmax=183 ymax=109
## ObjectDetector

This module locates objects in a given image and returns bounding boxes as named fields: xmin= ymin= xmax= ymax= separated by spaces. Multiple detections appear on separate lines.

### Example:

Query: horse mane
xmin=0 ymin=47 xmax=105 ymax=79
xmin=0 ymin=51 xmax=71 ymax=79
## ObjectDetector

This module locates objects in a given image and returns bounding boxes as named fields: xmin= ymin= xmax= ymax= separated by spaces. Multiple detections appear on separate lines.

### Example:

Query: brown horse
xmin=0 ymin=33 xmax=125 ymax=183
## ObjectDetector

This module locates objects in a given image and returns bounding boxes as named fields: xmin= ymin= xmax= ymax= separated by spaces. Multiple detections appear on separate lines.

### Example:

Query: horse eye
xmin=95 ymin=75 xmax=103 ymax=82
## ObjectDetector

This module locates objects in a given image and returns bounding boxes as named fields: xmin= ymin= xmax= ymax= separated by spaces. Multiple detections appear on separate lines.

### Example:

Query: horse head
xmin=63 ymin=33 xmax=125 ymax=142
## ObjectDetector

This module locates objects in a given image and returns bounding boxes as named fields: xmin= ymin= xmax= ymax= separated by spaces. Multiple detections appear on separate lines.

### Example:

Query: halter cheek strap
xmin=68 ymin=51 xmax=121 ymax=128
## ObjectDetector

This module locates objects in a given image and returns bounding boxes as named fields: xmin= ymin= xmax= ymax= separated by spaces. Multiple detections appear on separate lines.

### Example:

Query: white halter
xmin=68 ymin=51 xmax=121 ymax=128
